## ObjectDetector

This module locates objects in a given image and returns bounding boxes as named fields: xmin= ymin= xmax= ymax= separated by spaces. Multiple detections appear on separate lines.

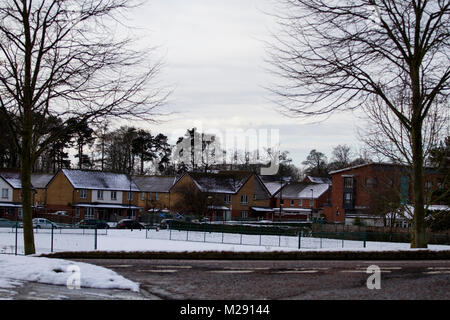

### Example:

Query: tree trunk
xmin=411 ymin=123 xmax=427 ymax=248
xmin=21 ymin=113 xmax=36 ymax=255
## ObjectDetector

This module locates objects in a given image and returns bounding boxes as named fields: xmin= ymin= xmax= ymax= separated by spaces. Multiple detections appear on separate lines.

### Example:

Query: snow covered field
xmin=1 ymin=228 xmax=449 ymax=254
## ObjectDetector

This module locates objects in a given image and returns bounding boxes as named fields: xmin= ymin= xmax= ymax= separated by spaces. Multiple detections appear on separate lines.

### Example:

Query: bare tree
xmin=0 ymin=0 xmax=168 ymax=254
xmin=268 ymin=0 xmax=449 ymax=248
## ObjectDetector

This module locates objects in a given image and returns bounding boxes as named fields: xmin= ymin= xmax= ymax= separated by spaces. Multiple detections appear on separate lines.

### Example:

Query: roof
xmin=275 ymin=182 xmax=330 ymax=199
xmin=188 ymin=171 xmax=253 ymax=194
xmin=307 ymin=176 xmax=332 ymax=185
xmin=132 ymin=176 xmax=176 ymax=193
xmin=30 ymin=173 xmax=54 ymax=189
xmin=258 ymin=175 xmax=290 ymax=196
xmin=61 ymin=169 xmax=139 ymax=191
xmin=328 ymin=162 xmax=439 ymax=175
xmin=0 ymin=172 xmax=21 ymax=189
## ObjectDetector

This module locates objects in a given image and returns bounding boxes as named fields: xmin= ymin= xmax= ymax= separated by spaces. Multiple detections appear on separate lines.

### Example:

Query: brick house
xmin=132 ymin=175 xmax=176 ymax=212
xmin=170 ymin=171 xmax=272 ymax=221
xmin=273 ymin=181 xmax=331 ymax=222
xmin=30 ymin=173 xmax=54 ymax=210
xmin=46 ymin=169 xmax=142 ymax=221
xmin=0 ymin=171 xmax=26 ymax=219
xmin=324 ymin=162 xmax=445 ymax=226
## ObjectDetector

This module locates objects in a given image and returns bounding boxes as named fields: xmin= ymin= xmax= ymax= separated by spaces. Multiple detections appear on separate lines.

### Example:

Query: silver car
xmin=32 ymin=218 xmax=60 ymax=229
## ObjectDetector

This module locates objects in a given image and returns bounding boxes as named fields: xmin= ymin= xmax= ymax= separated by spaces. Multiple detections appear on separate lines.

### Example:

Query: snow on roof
xmin=258 ymin=175 xmax=290 ymax=196
xmin=132 ymin=176 xmax=176 ymax=193
xmin=307 ymin=176 xmax=332 ymax=185
xmin=30 ymin=173 xmax=54 ymax=189
xmin=189 ymin=171 xmax=253 ymax=194
xmin=0 ymin=172 xmax=21 ymax=189
xmin=275 ymin=182 xmax=330 ymax=199
xmin=62 ymin=169 xmax=139 ymax=191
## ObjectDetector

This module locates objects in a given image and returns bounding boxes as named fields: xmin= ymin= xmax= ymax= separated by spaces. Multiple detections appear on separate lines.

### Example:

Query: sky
xmin=123 ymin=0 xmax=364 ymax=168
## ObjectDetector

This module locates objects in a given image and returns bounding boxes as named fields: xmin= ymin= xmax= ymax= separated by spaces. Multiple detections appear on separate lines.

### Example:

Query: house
xmin=30 ymin=173 xmax=54 ymax=210
xmin=46 ymin=169 xmax=142 ymax=221
xmin=170 ymin=171 xmax=273 ymax=221
xmin=324 ymin=162 xmax=444 ymax=226
xmin=132 ymin=175 xmax=176 ymax=212
xmin=273 ymin=181 xmax=331 ymax=222
xmin=0 ymin=171 xmax=25 ymax=219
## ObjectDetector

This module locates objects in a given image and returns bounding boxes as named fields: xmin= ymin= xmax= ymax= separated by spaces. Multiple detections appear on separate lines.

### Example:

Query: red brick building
xmin=324 ymin=163 xmax=444 ymax=225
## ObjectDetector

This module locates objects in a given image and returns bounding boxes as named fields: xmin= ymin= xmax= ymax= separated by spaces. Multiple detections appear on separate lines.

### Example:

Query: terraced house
xmin=0 ymin=171 xmax=25 ymax=219
xmin=132 ymin=175 xmax=176 ymax=212
xmin=46 ymin=169 xmax=142 ymax=221
xmin=170 ymin=171 xmax=273 ymax=221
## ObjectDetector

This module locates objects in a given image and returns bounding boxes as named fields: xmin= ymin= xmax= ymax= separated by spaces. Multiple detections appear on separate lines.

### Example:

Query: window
xmin=290 ymin=199 xmax=295 ymax=206
xmin=97 ymin=190 xmax=103 ymax=200
xmin=140 ymin=192 xmax=145 ymax=201
xmin=85 ymin=208 xmax=94 ymax=219
xmin=80 ymin=189 xmax=87 ymax=199
xmin=299 ymin=199 xmax=303 ymax=207
xmin=365 ymin=177 xmax=377 ymax=187
xmin=344 ymin=192 xmax=353 ymax=205
xmin=111 ymin=191 xmax=117 ymax=200
xmin=1 ymin=188 xmax=8 ymax=199
xmin=155 ymin=193 xmax=159 ymax=201
xmin=253 ymin=194 xmax=257 ymax=201
xmin=127 ymin=192 xmax=133 ymax=201
xmin=148 ymin=192 xmax=152 ymax=200
xmin=240 ymin=194 xmax=248 ymax=204
xmin=280 ymin=199 xmax=285 ymax=206
xmin=18 ymin=208 xmax=22 ymax=219
xmin=343 ymin=177 xmax=354 ymax=188
xmin=241 ymin=211 xmax=248 ymax=219
xmin=224 ymin=195 xmax=231 ymax=203
xmin=76 ymin=208 xmax=80 ymax=218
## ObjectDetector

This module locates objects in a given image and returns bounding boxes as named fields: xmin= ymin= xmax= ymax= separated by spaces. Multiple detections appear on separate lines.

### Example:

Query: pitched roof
xmin=307 ymin=176 xmax=332 ymax=185
xmin=132 ymin=176 xmax=176 ymax=193
xmin=258 ymin=175 xmax=290 ymax=196
xmin=275 ymin=182 xmax=330 ymax=199
xmin=30 ymin=173 xmax=54 ymax=189
xmin=61 ymin=169 xmax=139 ymax=191
xmin=0 ymin=171 xmax=21 ymax=189
xmin=188 ymin=171 xmax=253 ymax=194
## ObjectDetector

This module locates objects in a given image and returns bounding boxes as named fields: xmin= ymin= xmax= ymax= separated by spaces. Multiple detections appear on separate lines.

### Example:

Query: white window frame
xmin=127 ymin=191 xmax=133 ymax=201
xmin=240 ymin=194 xmax=248 ymax=204
xmin=111 ymin=191 xmax=117 ymax=200
xmin=224 ymin=194 xmax=231 ymax=203
xmin=140 ymin=192 xmax=145 ymax=201
xmin=241 ymin=211 xmax=248 ymax=219
xmin=155 ymin=193 xmax=159 ymax=201
xmin=97 ymin=190 xmax=104 ymax=200
xmin=1 ymin=188 xmax=8 ymax=199
xmin=290 ymin=199 xmax=295 ymax=206
xmin=80 ymin=189 xmax=87 ymax=199
xmin=85 ymin=208 xmax=94 ymax=219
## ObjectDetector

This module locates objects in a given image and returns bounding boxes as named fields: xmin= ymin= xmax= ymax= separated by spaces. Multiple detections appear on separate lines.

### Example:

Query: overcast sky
xmin=125 ymin=0 xmax=364 ymax=167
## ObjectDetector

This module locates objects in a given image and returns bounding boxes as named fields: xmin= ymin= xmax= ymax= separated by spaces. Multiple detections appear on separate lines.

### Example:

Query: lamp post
xmin=310 ymin=188 xmax=314 ymax=221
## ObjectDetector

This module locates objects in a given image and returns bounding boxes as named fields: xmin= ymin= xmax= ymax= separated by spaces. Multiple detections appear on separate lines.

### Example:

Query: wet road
xmin=73 ymin=259 xmax=450 ymax=300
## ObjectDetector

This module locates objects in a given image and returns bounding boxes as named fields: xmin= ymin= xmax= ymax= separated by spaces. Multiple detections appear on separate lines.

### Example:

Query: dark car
xmin=77 ymin=219 xmax=109 ymax=229
xmin=116 ymin=219 xmax=144 ymax=230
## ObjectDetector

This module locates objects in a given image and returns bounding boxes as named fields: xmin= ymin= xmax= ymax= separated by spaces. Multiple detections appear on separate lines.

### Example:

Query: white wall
xmin=0 ymin=178 xmax=13 ymax=202
xmin=91 ymin=190 xmax=123 ymax=204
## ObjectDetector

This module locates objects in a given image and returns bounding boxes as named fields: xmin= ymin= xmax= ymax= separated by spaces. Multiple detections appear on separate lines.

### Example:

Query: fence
xmin=143 ymin=220 xmax=372 ymax=250
xmin=2 ymin=220 xmax=448 ymax=255
xmin=0 ymin=224 xmax=107 ymax=255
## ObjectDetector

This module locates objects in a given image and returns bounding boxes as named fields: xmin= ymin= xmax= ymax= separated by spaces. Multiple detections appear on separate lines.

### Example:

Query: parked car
xmin=77 ymin=219 xmax=109 ymax=229
xmin=116 ymin=219 xmax=144 ymax=230
xmin=160 ymin=219 xmax=174 ymax=229
xmin=0 ymin=218 xmax=18 ymax=228
xmin=32 ymin=218 xmax=60 ymax=229
xmin=53 ymin=211 xmax=68 ymax=216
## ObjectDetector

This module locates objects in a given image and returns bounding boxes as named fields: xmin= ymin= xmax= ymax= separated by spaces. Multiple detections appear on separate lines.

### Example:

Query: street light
xmin=310 ymin=188 xmax=314 ymax=221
